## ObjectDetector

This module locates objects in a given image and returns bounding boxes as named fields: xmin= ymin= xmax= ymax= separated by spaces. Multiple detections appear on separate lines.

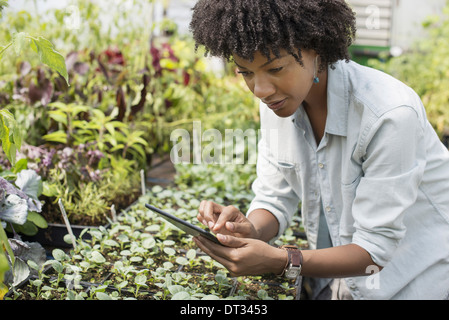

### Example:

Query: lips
xmin=265 ymin=98 xmax=287 ymax=111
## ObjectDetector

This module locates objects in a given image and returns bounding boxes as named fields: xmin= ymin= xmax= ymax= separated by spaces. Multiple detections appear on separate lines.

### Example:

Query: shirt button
xmin=318 ymin=163 xmax=324 ymax=169
xmin=325 ymin=206 xmax=331 ymax=212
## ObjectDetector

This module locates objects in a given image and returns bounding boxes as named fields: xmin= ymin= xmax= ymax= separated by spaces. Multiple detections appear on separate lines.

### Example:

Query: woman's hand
xmin=193 ymin=233 xmax=287 ymax=277
xmin=197 ymin=200 xmax=259 ymax=239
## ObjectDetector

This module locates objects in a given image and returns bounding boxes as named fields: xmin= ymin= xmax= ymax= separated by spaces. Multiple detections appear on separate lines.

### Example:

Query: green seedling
xmin=133 ymin=273 xmax=147 ymax=298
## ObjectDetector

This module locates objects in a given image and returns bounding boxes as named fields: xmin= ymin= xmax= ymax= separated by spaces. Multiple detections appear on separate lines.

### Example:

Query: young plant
xmin=24 ymin=259 xmax=52 ymax=299
xmin=214 ymin=270 xmax=232 ymax=293
xmin=257 ymin=289 xmax=274 ymax=300
xmin=132 ymin=273 xmax=148 ymax=298
xmin=113 ymin=279 xmax=128 ymax=295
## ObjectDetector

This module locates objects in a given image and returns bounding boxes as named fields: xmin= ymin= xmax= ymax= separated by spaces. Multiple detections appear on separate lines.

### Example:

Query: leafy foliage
xmin=1 ymin=32 xmax=69 ymax=86
xmin=0 ymin=0 xmax=8 ymax=13
xmin=0 ymin=0 xmax=266 ymax=299
xmin=5 ymin=162 xmax=305 ymax=300
xmin=29 ymin=36 xmax=69 ymax=85
xmin=0 ymin=109 xmax=21 ymax=165
xmin=0 ymin=0 xmax=69 ymax=296
xmin=369 ymin=2 xmax=449 ymax=136
xmin=0 ymin=15 xmax=258 ymax=227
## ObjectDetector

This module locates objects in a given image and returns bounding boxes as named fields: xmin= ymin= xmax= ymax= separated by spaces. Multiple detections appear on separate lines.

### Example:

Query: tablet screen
xmin=145 ymin=203 xmax=222 ymax=245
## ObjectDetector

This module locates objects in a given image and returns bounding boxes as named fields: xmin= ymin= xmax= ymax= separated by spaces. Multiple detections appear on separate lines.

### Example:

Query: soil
xmin=146 ymin=155 xmax=176 ymax=186
xmin=8 ymin=156 xmax=303 ymax=300
xmin=36 ymin=155 xmax=175 ymax=228
xmin=40 ymin=189 xmax=141 ymax=227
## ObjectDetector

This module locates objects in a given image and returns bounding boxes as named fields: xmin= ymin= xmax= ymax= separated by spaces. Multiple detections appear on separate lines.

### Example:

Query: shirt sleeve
xmin=246 ymin=138 xmax=301 ymax=241
xmin=351 ymin=106 xmax=426 ymax=267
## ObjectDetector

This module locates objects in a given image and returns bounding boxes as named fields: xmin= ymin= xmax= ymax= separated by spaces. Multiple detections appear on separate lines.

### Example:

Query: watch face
xmin=286 ymin=266 xmax=301 ymax=279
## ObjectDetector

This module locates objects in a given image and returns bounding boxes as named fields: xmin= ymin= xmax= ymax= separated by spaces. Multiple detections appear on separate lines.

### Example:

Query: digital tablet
xmin=145 ymin=203 xmax=222 ymax=245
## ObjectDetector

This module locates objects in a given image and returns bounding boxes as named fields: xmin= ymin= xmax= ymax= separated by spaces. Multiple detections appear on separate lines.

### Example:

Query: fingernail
xmin=208 ymin=221 xmax=214 ymax=229
xmin=226 ymin=221 xmax=234 ymax=231
xmin=217 ymin=234 xmax=226 ymax=242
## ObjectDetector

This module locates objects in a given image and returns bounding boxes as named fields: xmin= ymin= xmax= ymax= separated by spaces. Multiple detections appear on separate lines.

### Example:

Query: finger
xmin=216 ymin=233 xmax=246 ymax=248
xmin=212 ymin=206 xmax=239 ymax=232
xmin=196 ymin=213 xmax=207 ymax=226
xmin=225 ymin=221 xmax=235 ymax=232
xmin=203 ymin=201 xmax=218 ymax=229
xmin=193 ymin=236 xmax=233 ymax=268
xmin=194 ymin=235 xmax=250 ymax=277
xmin=197 ymin=201 xmax=210 ymax=226
xmin=200 ymin=201 xmax=224 ymax=226
xmin=198 ymin=200 xmax=208 ymax=214
xmin=225 ymin=220 xmax=253 ymax=237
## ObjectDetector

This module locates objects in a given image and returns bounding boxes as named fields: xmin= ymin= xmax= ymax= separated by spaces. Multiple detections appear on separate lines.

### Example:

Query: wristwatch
xmin=280 ymin=245 xmax=303 ymax=279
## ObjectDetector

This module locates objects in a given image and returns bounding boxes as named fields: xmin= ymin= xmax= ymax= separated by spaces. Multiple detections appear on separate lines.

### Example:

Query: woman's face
xmin=233 ymin=49 xmax=318 ymax=118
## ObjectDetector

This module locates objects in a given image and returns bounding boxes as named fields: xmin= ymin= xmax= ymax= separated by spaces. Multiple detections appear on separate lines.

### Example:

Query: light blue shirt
xmin=247 ymin=60 xmax=449 ymax=299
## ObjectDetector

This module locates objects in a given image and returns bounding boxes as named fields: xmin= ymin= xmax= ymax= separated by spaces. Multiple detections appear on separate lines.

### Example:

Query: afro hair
xmin=189 ymin=0 xmax=357 ymax=71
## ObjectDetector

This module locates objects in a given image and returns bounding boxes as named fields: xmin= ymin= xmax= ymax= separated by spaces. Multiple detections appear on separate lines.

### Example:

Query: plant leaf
xmin=9 ymin=239 xmax=46 ymax=275
xmin=0 ymin=0 xmax=9 ymax=15
xmin=186 ymin=248 xmax=196 ymax=260
xmin=48 ymin=110 xmax=68 ymax=125
xmin=12 ymin=158 xmax=28 ymax=174
xmin=141 ymin=236 xmax=155 ymax=249
xmin=0 ymin=109 xmax=21 ymax=165
xmin=0 ymin=220 xmax=14 ymax=267
xmin=91 ymin=251 xmax=106 ymax=264
xmin=15 ymin=169 xmax=43 ymax=212
xmin=42 ymin=131 xmax=67 ymax=144
xmin=134 ymin=274 xmax=147 ymax=286
xmin=13 ymin=32 xmax=27 ymax=56
xmin=201 ymin=294 xmax=220 ymax=300
xmin=11 ymin=258 xmax=30 ymax=287
xmin=96 ymin=292 xmax=112 ymax=300
xmin=171 ymin=291 xmax=191 ymax=300
xmin=52 ymin=249 xmax=68 ymax=261
xmin=42 ymin=181 xmax=59 ymax=197
xmin=0 ymin=194 xmax=28 ymax=225
xmin=15 ymin=170 xmax=42 ymax=197
xmin=30 ymin=36 xmax=69 ymax=86
xmin=27 ymin=211 xmax=47 ymax=229
xmin=168 ymin=284 xmax=185 ymax=295
xmin=175 ymin=257 xmax=188 ymax=265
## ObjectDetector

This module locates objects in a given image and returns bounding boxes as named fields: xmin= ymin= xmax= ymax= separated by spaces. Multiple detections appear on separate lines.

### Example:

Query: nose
xmin=251 ymin=76 xmax=276 ymax=100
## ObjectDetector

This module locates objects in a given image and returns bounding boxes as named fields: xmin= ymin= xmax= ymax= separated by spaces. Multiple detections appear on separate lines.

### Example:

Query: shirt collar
xmin=325 ymin=60 xmax=349 ymax=137
xmin=292 ymin=60 xmax=350 ymax=136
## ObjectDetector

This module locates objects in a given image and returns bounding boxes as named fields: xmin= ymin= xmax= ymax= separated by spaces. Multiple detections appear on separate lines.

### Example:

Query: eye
xmin=237 ymin=70 xmax=252 ymax=77
xmin=269 ymin=67 xmax=283 ymax=73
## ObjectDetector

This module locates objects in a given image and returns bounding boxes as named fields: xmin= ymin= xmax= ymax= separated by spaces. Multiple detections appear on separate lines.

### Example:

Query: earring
xmin=313 ymin=56 xmax=320 ymax=84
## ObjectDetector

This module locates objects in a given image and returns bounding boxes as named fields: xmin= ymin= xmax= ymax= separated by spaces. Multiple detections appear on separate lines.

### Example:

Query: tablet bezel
xmin=145 ymin=203 xmax=222 ymax=245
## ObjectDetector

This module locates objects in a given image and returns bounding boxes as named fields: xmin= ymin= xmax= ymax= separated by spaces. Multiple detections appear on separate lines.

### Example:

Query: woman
xmin=190 ymin=0 xmax=449 ymax=299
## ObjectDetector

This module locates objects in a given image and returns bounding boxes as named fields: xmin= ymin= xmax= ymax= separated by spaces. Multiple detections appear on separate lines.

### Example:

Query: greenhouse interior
xmin=1 ymin=0 xmax=449 ymax=305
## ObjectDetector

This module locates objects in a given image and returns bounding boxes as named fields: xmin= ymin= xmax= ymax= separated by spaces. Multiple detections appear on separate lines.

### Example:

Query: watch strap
xmin=279 ymin=245 xmax=303 ymax=277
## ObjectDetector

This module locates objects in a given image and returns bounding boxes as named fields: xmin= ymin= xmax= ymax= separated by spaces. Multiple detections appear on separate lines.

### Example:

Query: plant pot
xmin=20 ymin=196 xmax=143 ymax=249
xmin=20 ymin=222 xmax=108 ymax=248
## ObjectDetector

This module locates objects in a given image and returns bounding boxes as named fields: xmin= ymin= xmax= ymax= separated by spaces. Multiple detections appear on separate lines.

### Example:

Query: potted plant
xmin=5 ymin=172 xmax=304 ymax=300
xmin=0 ymin=0 xmax=71 ymax=296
